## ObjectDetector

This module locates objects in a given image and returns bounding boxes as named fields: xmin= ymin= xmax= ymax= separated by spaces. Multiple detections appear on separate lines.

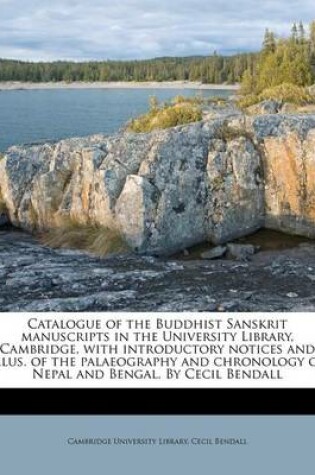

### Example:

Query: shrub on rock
xmin=128 ymin=97 xmax=203 ymax=133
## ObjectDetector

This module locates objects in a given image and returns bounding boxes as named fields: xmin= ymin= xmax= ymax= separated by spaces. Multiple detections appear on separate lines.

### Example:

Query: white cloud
xmin=0 ymin=0 xmax=314 ymax=60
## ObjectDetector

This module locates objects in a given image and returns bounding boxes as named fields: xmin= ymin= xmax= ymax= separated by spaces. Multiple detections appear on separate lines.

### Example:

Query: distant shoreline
xmin=0 ymin=81 xmax=239 ymax=91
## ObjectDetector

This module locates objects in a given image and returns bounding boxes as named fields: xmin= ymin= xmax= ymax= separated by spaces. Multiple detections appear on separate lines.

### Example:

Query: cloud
xmin=0 ymin=0 xmax=314 ymax=60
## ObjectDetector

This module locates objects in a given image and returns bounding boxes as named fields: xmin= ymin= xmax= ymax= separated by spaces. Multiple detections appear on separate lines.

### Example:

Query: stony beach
xmin=0 ymin=81 xmax=239 ymax=91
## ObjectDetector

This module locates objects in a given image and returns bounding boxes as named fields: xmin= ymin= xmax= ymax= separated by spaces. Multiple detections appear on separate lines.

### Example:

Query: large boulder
xmin=1 ymin=113 xmax=315 ymax=254
xmin=247 ymin=100 xmax=283 ymax=115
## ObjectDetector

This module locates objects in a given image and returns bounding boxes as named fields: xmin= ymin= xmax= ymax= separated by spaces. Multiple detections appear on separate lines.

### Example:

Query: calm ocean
xmin=0 ymin=87 xmax=231 ymax=152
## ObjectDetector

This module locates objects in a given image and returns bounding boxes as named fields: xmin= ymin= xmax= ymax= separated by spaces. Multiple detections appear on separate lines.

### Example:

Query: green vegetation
xmin=238 ymin=83 xmax=314 ymax=108
xmin=215 ymin=122 xmax=254 ymax=141
xmin=41 ymin=218 xmax=128 ymax=256
xmin=172 ymin=94 xmax=225 ymax=108
xmin=171 ymin=94 xmax=227 ymax=106
xmin=259 ymin=83 xmax=313 ymax=103
xmin=240 ymin=21 xmax=315 ymax=102
xmin=0 ymin=53 xmax=256 ymax=84
xmin=128 ymin=96 xmax=203 ymax=133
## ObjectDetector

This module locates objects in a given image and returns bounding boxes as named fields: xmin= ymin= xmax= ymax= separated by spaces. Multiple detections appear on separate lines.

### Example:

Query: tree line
xmin=0 ymin=54 xmax=256 ymax=84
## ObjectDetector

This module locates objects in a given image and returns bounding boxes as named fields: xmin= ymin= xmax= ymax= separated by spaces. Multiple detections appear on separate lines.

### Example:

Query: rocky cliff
xmin=1 ymin=113 xmax=315 ymax=254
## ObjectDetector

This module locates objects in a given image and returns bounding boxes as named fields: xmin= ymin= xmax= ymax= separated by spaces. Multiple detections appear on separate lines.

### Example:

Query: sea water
xmin=0 ymin=87 xmax=231 ymax=152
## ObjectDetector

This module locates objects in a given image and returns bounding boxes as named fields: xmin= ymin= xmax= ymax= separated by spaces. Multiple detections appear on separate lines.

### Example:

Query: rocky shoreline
xmin=1 ymin=229 xmax=315 ymax=311
xmin=1 ymin=108 xmax=315 ymax=255
xmin=1 ymin=100 xmax=315 ymax=311
xmin=0 ymin=81 xmax=239 ymax=91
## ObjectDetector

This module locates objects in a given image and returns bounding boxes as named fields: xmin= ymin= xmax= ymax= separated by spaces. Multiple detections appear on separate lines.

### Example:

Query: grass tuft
xmin=40 ymin=217 xmax=128 ymax=256
xmin=215 ymin=122 xmax=254 ymax=141
xmin=237 ymin=94 xmax=261 ymax=109
xmin=128 ymin=95 xmax=229 ymax=133
xmin=170 ymin=95 xmax=227 ymax=106
xmin=128 ymin=96 xmax=203 ymax=133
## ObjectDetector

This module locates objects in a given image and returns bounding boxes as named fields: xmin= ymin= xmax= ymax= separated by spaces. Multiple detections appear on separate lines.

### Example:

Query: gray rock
xmin=0 ymin=214 xmax=9 ymax=227
xmin=1 ymin=113 xmax=315 ymax=255
xmin=255 ymin=100 xmax=283 ymax=115
xmin=201 ymin=246 xmax=227 ymax=260
xmin=1 ymin=230 xmax=315 ymax=312
xmin=227 ymin=243 xmax=256 ymax=261
xmin=299 ymin=242 xmax=315 ymax=250
xmin=286 ymin=292 xmax=298 ymax=299
xmin=281 ymin=103 xmax=296 ymax=113
xmin=216 ymin=301 xmax=239 ymax=311
xmin=0 ymin=116 xmax=265 ymax=255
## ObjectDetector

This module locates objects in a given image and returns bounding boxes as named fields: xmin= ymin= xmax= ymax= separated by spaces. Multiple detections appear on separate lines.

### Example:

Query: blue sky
xmin=0 ymin=0 xmax=314 ymax=60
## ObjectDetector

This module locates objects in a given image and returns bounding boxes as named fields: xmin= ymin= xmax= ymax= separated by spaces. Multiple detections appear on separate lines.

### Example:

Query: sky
xmin=0 ymin=0 xmax=314 ymax=61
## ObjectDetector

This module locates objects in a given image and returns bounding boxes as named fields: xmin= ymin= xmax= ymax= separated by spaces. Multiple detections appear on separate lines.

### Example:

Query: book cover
xmin=1 ymin=0 xmax=315 ymax=472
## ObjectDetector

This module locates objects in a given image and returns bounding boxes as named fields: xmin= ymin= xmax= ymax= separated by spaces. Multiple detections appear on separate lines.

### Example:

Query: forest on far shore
xmin=0 ymin=53 xmax=255 ymax=84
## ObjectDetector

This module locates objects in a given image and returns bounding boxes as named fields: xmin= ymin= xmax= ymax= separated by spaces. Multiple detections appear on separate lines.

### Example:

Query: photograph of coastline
xmin=1 ymin=1 xmax=315 ymax=312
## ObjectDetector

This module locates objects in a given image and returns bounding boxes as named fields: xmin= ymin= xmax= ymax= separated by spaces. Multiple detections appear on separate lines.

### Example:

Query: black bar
xmin=0 ymin=389 xmax=314 ymax=415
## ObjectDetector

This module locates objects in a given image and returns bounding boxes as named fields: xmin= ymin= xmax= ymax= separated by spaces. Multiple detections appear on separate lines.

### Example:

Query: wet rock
xmin=6 ymin=291 xmax=137 ymax=312
xmin=0 ymin=214 xmax=9 ymax=227
xmin=216 ymin=301 xmax=239 ymax=311
xmin=1 ymin=230 xmax=315 ymax=312
xmin=201 ymin=246 xmax=227 ymax=260
xmin=286 ymin=292 xmax=298 ymax=298
xmin=227 ymin=243 xmax=256 ymax=260
xmin=299 ymin=242 xmax=315 ymax=250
